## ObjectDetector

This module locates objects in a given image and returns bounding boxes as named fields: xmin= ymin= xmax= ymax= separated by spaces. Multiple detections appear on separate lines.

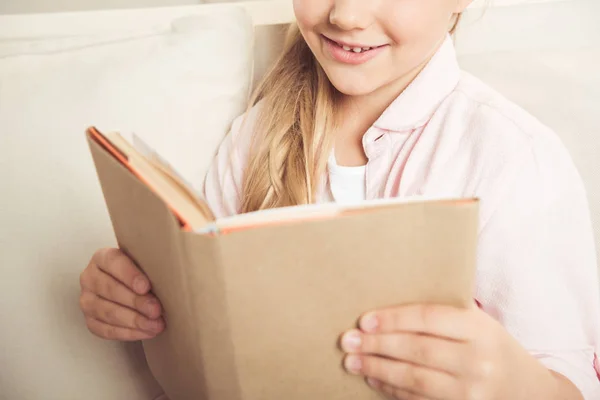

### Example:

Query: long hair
xmin=241 ymin=25 xmax=341 ymax=213
xmin=241 ymin=16 xmax=462 ymax=213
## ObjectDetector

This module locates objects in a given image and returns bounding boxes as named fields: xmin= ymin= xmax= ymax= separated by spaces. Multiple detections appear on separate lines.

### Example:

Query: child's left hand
xmin=340 ymin=303 xmax=557 ymax=400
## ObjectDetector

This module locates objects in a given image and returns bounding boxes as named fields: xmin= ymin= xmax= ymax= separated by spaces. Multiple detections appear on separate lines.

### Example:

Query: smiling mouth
xmin=323 ymin=35 xmax=386 ymax=54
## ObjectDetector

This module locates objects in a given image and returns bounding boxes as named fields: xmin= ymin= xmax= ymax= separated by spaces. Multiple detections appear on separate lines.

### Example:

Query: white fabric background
xmin=0 ymin=8 xmax=254 ymax=400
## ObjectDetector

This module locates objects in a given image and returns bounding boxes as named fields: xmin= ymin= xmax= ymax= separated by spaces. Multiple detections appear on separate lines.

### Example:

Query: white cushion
xmin=457 ymin=0 xmax=600 ymax=267
xmin=0 ymin=0 xmax=199 ymax=14
xmin=0 ymin=8 xmax=253 ymax=400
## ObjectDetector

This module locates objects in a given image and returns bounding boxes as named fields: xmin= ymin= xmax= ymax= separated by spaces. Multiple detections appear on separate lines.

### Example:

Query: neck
xmin=332 ymin=64 xmax=426 ymax=167
xmin=343 ymin=61 xmax=426 ymax=129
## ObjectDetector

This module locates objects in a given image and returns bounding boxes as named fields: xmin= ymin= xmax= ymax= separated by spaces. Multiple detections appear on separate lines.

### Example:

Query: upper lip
xmin=323 ymin=34 xmax=385 ymax=49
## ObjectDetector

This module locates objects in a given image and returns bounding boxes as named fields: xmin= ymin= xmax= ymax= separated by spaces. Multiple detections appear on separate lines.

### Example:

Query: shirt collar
xmin=372 ymin=34 xmax=461 ymax=133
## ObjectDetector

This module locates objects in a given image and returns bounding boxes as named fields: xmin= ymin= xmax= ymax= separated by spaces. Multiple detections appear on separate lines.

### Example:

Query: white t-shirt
xmin=326 ymin=152 xmax=367 ymax=204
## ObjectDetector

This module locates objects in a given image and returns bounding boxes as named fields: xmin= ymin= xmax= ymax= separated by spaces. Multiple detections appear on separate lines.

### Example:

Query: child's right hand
xmin=79 ymin=248 xmax=165 ymax=341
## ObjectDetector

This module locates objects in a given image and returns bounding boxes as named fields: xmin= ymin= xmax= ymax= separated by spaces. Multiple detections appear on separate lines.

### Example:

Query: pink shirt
xmin=204 ymin=35 xmax=600 ymax=397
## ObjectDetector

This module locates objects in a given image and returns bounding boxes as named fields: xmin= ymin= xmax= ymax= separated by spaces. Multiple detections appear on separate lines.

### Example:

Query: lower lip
xmin=323 ymin=36 xmax=387 ymax=65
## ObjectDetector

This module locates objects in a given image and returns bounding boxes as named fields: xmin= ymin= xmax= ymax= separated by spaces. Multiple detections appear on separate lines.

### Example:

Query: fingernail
xmin=344 ymin=355 xmax=362 ymax=374
xmin=141 ymin=318 xmax=163 ymax=333
xmin=145 ymin=299 xmax=159 ymax=317
xmin=367 ymin=378 xmax=381 ymax=388
xmin=133 ymin=276 xmax=149 ymax=294
xmin=360 ymin=313 xmax=379 ymax=333
xmin=341 ymin=331 xmax=362 ymax=351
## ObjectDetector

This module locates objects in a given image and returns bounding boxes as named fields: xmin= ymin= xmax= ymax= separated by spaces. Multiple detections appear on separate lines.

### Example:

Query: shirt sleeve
xmin=474 ymin=134 xmax=600 ymax=399
xmin=203 ymin=107 xmax=258 ymax=219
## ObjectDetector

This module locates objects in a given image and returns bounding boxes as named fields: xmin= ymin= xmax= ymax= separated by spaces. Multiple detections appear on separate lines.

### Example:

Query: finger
xmin=359 ymin=304 xmax=474 ymax=341
xmin=344 ymin=354 xmax=461 ymax=400
xmin=92 ymin=248 xmax=151 ymax=295
xmin=85 ymin=316 xmax=156 ymax=341
xmin=80 ymin=291 xmax=164 ymax=335
xmin=81 ymin=266 xmax=161 ymax=319
xmin=367 ymin=378 xmax=430 ymax=400
xmin=341 ymin=330 xmax=466 ymax=375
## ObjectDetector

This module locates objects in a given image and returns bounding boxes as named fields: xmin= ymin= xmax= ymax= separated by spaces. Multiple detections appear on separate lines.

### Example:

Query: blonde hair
xmin=241 ymin=16 xmax=461 ymax=213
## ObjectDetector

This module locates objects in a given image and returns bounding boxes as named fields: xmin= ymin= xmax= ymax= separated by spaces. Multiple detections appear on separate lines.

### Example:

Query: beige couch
xmin=0 ymin=1 xmax=598 ymax=399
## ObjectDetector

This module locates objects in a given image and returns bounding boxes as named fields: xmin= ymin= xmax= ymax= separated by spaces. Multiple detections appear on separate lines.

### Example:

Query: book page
xmin=200 ymin=196 xmax=476 ymax=234
xmin=129 ymin=132 xmax=215 ymax=222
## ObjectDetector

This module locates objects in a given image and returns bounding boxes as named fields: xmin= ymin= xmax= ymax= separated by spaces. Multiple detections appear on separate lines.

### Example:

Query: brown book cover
xmin=86 ymin=126 xmax=480 ymax=400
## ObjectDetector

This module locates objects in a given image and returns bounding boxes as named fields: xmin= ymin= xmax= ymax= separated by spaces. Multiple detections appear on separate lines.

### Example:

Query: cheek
xmin=382 ymin=1 xmax=454 ymax=45
xmin=293 ymin=0 xmax=331 ymax=31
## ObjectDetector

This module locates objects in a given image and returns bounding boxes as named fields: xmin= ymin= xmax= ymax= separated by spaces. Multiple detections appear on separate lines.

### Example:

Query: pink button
xmin=594 ymin=353 xmax=600 ymax=380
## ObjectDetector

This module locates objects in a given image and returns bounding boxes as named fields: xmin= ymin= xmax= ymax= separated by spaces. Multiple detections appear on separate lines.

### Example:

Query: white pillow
xmin=0 ymin=8 xmax=253 ymax=400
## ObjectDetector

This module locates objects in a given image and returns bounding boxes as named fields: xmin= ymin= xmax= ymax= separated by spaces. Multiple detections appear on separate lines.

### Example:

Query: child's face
xmin=294 ymin=0 xmax=471 ymax=97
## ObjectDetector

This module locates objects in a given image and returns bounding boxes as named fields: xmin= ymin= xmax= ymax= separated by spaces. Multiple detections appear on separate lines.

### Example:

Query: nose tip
xmin=329 ymin=4 xmax=371 ymax=30
xmin=330 ymin=13 xmax=352 ymax=28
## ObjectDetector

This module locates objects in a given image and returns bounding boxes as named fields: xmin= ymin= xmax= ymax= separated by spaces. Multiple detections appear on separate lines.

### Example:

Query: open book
xmin=86 ymin=126 xmax=480 ymax=400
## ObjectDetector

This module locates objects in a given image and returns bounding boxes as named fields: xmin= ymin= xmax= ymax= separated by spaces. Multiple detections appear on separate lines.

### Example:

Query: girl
xmin=79 ymin=0 xmax=600 ymax=398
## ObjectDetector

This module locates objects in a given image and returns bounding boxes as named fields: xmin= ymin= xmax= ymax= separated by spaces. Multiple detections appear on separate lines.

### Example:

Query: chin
xmin=325 ymin=69 xmax=380 ymax=97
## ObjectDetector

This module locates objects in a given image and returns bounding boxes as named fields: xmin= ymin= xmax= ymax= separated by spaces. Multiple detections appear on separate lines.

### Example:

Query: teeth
xmin=338 ymin=43 xmax=372 ymax=53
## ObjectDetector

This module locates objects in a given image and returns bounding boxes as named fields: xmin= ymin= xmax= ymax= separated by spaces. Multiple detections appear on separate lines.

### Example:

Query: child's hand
xmin=340 ymin=304 xmax=568 ymax=400
xmin=79 ymin=248 xmax=165 ymax=341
